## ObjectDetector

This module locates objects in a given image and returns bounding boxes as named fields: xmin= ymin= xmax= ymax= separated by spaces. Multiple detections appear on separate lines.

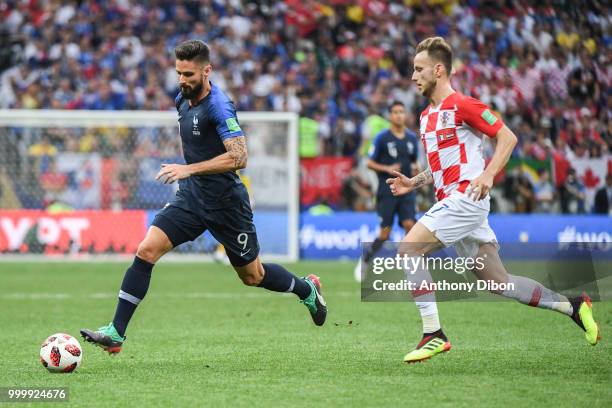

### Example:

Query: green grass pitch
xmin=0 ymin=261 xmax=610 ymax=407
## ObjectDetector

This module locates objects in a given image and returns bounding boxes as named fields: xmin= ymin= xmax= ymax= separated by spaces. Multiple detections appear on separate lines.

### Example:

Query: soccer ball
xmin=40 ymin=333 xmax=82 ymax=373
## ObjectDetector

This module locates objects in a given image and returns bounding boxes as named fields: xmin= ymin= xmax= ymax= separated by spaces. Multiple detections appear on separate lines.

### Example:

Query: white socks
xmin=501 ymin=274 xmax=573 ymax=316
xmin=406 ymin=257 xmax=441 ymax=333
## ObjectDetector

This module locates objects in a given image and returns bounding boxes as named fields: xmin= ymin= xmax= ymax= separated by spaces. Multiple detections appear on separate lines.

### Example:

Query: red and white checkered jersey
xmin=419 ymin=92 xmax=504 ymax=201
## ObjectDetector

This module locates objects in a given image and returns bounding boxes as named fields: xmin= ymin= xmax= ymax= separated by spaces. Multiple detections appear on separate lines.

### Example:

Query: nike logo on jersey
xmin=240 ymin=248 xmax=251 ymax=257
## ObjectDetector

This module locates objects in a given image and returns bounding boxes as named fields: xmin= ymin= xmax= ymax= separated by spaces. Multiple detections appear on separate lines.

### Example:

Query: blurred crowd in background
xmin=0 ymin=0 xmax=610 ymax=214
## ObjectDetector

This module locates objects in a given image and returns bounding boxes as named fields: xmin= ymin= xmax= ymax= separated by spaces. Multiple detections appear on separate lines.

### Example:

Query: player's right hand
xmin=155 ymin=163 xmax=192 ymax=184
xmin=386 ymin=171 xmax=415 ymax=196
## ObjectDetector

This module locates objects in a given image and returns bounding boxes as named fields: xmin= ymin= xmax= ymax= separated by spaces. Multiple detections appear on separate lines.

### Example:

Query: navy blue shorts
xmin=376 ymin=194 xmax=416 ymax=228
xmin=152 ymin=200 xmax=260 ymax=267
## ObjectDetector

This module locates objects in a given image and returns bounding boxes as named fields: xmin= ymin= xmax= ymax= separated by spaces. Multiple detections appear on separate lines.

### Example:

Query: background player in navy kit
xmin=81 ymin=40 xmax=326 ymax=353
xmin=355 ymin=101 xmax=419 ymax=281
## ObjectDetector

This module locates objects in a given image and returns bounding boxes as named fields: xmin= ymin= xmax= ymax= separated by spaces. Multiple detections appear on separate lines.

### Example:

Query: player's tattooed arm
xmin=412 ymin=168 xmax=433 ymax=188
xmin=157 ymin=136 xmax=248 ymax=182
xmin=222 ymin=136 xmax=248 ymax=170
xmin=385 ymin=168 xmax=432 ymax=196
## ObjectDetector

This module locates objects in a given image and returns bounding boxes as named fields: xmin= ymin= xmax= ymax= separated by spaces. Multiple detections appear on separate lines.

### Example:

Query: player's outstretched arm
xmin=467 ymin=125 xmax=517 ymax=200
xmin=155 ymin=136 xmax=248 ymax=183
xmin=386 ymin=168 xmax=432 ymax=196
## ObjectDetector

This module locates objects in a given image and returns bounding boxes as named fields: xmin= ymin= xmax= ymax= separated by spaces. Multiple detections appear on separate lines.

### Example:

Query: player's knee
xmin=236 ymin=263 xmax=264 ymax=286
xmin=239 ymin=271 xmax=263 ymax=286
xmin=397 ymin=242 xmax=425 ymax=258
xmin=136 ymin=241 xmax=165 ymax=264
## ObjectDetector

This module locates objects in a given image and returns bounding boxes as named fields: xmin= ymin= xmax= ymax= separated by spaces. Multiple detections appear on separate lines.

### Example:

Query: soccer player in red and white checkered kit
xmin=387 ymin=37 xmax=600 ymax=363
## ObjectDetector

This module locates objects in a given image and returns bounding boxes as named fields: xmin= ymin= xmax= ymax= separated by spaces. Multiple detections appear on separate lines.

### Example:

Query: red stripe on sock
xmin=412 ymin=289 xmax=434 ymax=297
xmin=528 ymin=286 xmax=542 ymax=307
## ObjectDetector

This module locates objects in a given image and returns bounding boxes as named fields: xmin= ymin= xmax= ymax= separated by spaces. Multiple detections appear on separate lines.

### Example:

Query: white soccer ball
xmin=40 ymin=333 xmax=82 ymax=373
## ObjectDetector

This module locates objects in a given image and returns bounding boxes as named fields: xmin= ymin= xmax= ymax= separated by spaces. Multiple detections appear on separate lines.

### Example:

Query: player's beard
xmin=421 ymin=78 xmax=437 ymax=99
xmin=180 ymin=79 xmax=203 ymax=100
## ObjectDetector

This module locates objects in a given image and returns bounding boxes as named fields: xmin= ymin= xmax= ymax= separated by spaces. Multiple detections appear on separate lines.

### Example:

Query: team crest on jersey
xmin=406 ymin=141 xmax=414 ymax=154
xmin=192 ymin=116 xmax=200 ymax=136
xmin=439 ymin=110 xmax=455 ymax=129
xmin=441 ymin=111 xmax=450 ymax=127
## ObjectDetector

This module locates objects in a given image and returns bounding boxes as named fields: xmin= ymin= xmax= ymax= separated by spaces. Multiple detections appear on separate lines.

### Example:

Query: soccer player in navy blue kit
xmin=81 ymin=40 xmax=326 ymax=353
xmin=355 ymin=101 xmax=419 ymax=280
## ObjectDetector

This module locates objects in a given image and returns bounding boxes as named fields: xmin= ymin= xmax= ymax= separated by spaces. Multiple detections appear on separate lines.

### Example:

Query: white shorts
xmin=418 ymin=192 xmax=498 ymax=258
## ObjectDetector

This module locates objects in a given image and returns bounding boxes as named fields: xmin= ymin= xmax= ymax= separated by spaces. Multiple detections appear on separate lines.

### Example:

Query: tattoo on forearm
xmin=223 ymin=137 xmax=248 ymax=169
xmin=412 ymin=169 xmax=433 ymax=187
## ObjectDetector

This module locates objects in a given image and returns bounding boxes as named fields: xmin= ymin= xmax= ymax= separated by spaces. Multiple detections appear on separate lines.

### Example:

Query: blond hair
xmin=415 ymin=37 xmax=453 ymax=76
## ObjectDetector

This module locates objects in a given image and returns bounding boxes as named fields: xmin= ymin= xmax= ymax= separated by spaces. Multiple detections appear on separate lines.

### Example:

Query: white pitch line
xmin=0 ymin=291 xmax=359 ymax=300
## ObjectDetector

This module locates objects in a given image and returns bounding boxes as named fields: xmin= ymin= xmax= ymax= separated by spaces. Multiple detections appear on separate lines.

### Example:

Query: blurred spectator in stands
xmin=526 ymin=23 xmax=554 ymax=55
xmin=52 ymin=78 xmax=75 ymax=108
xmin=85 ymin=82 xmax=125 ymax=110
xmin=593 ymin=173 xmax=612 ymax=215
xmin=40 ymin=158 xmax=67 ymax=204
xmin=510 ymin=60 xmax=540 ymax=105
xmin=0 ymin=63 xmax=38 ymax=108
xmin=556 ymin=18 xmax=580 ymax=51
xmin=534 ymin=168 xmax=555 ymax=213
xmin=28 ymin=134 xmax=57 ymax=157
xmin=525 ymin=131 xmax=551 ymax=161
xmin=108 ymin=171 xmax=130 ymax=211
xmin=504 ymin=167 xmax=535 ymax=213
xmin=515 ymin=174 xmax=535 ymax=213
xmin=560 ymin=168 xmax=586 ymax=214
xmin=0 ymin=0 xmax=610 ymax=213
xmin=333 ymin=116 xmax=360 ymax=157
xmin=20 ymin=82 xmax=41 ymax=108
xmin=568 ymin=52 xmax=600 ymax=104
xmin=341 ymin=164 xmax=373 ymax=212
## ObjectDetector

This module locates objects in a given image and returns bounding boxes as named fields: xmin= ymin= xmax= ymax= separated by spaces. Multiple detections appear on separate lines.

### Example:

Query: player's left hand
xmin=467 ymin=172 xmax=493 ymax=201
xmin=155 ymin=163 xmax=192 ymax=184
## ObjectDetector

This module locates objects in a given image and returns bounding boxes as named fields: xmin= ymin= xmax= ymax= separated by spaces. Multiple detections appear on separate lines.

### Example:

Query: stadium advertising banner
xmin=300 ymin=157 xmax=354 ymax=206
xmin=300 ymin=212 xmax=612 ymax=259
xmin=0 ymin=210 xmax=146 ymax=254
xmin=0 ymin=209 xmax=609 ymax=259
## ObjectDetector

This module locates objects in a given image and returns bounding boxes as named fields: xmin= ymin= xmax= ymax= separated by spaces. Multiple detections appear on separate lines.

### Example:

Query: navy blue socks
xmin=112 ymin=256 xmax=153 ymax=337
xmin=258 ymin=263 xmax=312 ymax=300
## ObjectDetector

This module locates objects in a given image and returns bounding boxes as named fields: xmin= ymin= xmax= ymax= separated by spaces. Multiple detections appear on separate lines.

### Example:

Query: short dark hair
xmin=415 ymin=36 xmax=453 ymax=77
xmin=388 ymin=100 xmax=405 ymax=112
xmin=175 ymin=40 xmax=210 ymax=64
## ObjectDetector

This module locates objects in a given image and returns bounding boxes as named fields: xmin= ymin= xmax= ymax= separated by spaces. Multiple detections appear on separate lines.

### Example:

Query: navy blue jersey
xmin=368 ymin=128 xmax=419 ymax=198
xmin=174 ymin=83 xmax=247 ymax=210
